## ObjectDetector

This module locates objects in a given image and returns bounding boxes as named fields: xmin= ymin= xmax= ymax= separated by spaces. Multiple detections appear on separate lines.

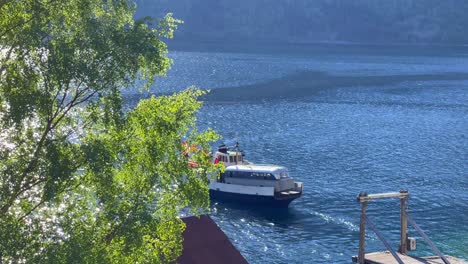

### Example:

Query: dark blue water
xmin=131 ymin=46 xmax=468 ymax=263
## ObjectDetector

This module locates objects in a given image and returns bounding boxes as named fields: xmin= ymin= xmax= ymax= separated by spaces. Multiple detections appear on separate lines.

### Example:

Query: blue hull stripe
xmin=209 ymin=189 xmax=299 ymax=207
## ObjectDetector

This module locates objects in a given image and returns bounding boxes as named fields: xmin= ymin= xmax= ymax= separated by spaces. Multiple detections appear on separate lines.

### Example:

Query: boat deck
xmin=352 ymin=251 xmax=467 ymax=264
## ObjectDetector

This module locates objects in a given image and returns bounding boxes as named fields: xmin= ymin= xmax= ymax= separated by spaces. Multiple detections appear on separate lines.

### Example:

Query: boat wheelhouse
xmin=213 ymin=144 xmax=247 ymax=165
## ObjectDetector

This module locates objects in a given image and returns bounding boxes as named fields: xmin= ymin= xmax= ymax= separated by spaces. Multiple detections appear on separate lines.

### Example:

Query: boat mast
xmin=235 ymin=141 xmax=239 ymax=165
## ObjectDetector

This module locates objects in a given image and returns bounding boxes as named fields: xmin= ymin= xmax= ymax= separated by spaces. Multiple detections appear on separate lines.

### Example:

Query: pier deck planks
xmin=355 ymin=251 xmax=468 ymax=264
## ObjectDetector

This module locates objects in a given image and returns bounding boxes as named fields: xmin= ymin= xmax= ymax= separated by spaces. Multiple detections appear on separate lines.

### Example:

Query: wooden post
xmin=358 ymin=192 xmax=368 ymax=264
xmin=399 ymin=190 xmax=408 ymax=254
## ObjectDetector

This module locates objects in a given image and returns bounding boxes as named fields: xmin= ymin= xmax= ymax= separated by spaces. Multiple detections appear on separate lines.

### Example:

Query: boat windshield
xmin=277 ymin=171 xmax=289 ymax=179
xmin=228 ymin=154 xmax=243 ymax=163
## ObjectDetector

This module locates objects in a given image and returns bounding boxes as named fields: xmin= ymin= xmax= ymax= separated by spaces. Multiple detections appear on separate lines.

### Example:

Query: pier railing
xmin=405 ymin=212 xmax=451 ymax=264
xmin=355 ymin=190 xmax=451 ymax=264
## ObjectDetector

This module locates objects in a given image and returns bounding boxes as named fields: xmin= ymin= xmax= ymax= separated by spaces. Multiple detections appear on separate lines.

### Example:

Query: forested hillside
xmin=136 ymin=0 xmax=468 ymax=45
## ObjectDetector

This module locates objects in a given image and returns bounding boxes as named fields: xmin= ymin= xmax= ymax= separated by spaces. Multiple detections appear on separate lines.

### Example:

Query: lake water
xmin=130 ymin=45 xmax=468 ymax=263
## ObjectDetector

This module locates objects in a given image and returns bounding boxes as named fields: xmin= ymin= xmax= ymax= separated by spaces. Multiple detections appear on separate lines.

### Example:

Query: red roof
xmin=178 ymin=215 xmax=248 ymax=264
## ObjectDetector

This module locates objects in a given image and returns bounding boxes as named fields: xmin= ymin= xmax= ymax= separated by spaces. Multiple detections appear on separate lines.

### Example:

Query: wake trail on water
xmin=311 ymin=211 xmax=359 ymax=232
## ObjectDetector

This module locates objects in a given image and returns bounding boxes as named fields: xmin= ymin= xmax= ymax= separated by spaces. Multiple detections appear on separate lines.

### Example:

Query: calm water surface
xmin=132 ymin=46 xmax=468 ymax=263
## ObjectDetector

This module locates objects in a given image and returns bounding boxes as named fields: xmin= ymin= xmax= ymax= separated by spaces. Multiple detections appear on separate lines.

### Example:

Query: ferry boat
xmin=209 ymin=144 xmax=303 ymax=207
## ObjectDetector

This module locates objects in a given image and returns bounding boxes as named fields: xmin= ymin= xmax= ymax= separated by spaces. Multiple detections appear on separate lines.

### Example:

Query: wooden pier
xmin=352 ymin=251 xmax=467 ymax=264
xmin=352 ymin=190 xmax=467 ymax=264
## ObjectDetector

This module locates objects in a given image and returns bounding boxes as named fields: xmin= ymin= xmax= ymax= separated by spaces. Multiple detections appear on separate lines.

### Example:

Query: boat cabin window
xmin=226 ymin=170 xmax=276 ymax=180
xmin=217 ymin=151 xmax=243 ymax=164
xmin=227 ymin=154 xmax=243 ymax=163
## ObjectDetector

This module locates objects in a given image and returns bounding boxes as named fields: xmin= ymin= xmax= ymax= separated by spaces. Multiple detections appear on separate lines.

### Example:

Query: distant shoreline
xmin=166 ymin=39 xmax=468 ymax=57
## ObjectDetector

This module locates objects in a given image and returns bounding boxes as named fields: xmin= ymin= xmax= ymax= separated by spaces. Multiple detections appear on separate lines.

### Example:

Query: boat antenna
xmin=235 ymin=141 xmax=239 ymax=165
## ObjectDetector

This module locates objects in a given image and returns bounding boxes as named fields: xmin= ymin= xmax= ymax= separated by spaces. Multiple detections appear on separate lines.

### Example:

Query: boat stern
xmin=274 ymin=181 xmax=303 ymax=203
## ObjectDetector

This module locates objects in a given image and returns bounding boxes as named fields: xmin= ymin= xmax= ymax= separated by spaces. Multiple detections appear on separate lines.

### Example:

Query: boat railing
xmin=294 ymin=182 xmax=303 ymax=193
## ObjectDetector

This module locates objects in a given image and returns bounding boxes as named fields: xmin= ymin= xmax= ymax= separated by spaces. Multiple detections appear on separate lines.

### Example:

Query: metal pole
xmin=358 ymin=192 xmax=368 ymax=264
xmin=399 ymin=190 xmax=408 ymax=254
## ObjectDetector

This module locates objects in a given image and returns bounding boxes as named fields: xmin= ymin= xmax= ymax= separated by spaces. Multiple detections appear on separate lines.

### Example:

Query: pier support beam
xmin=358 ymin=192 xmax=368 ymax=264
xmin=399 ymin=190 xmax=408 ymax=254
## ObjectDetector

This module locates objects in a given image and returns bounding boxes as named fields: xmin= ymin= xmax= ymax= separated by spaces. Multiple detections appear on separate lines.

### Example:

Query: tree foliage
xmin=0 ymin=0 xmax=218 ymax=262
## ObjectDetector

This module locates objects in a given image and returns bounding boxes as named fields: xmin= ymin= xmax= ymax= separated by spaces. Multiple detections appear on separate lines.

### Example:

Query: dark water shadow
xmin=202 ymin=70 xmax=468 ymax=102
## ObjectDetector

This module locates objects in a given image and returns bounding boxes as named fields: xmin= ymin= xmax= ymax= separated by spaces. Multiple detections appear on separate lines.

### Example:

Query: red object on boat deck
xmin=188 ymin=161 xmax=198 ymax=168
